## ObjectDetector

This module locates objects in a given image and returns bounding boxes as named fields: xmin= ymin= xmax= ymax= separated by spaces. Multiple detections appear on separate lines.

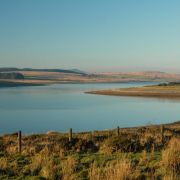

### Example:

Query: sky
xmin=0 ymin=0 xmax=180 ymax=72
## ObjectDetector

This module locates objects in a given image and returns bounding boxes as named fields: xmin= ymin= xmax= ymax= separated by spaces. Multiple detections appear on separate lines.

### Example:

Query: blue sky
xmin=0 ymin=0 xmax=180 ymax=72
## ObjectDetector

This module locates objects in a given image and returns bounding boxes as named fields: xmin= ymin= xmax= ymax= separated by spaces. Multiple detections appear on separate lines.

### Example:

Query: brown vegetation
xmin=0 ymin=122 xmax=179 ymax=179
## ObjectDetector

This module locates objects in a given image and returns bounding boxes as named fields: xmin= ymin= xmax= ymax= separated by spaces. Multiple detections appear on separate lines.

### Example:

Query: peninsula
xmin=87 ymin=82 xmax=180 ymax=98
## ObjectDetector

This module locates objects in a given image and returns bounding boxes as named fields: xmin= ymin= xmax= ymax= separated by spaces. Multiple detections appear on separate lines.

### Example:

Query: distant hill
xmin=0 ymin=68 xmax=88 ymax=75
xmin=1 ymin=68 xmax=180 ymax=83
xmin=99 ymin=71 xmax=180 ymax=81
xmin=0 ymin=72 xmax=24 ymax=79
xmin=0 ymin=68 xmax=19 ymax=72
xmin=70 ymin=69 xmax=89 ymax=75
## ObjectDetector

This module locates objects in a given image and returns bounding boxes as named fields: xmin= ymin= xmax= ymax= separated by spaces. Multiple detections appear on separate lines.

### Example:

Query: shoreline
xmin=0 ymin=79 xmax=157 ymax=88
xmin=1 ymin=120 xmax=179 ymax=136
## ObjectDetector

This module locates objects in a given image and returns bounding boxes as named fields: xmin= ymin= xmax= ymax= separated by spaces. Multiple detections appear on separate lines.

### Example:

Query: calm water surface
xmin=0 ymin=82 xmax=180 ymax=134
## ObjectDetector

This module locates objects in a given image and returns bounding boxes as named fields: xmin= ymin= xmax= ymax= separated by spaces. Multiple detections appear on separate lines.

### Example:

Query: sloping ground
xmin=98 ymin=71 xmax=180 ymax=82
xmin=17 ymin=71 xmax=180 ymax=83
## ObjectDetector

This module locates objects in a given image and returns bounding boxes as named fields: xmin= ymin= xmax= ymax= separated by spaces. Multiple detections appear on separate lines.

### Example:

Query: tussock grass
xmin=162 ymin=137 xmax=180 ymax=179
xmin=89 ymin=157 xmax=133 ymax=180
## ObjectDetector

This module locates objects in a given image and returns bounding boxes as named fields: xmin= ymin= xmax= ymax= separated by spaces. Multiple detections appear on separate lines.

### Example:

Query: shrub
xmin=100 ymin=136 xmax=142 ymax=153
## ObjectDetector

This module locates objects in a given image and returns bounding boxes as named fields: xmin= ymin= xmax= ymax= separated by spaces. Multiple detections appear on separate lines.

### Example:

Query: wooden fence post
xmin=69 ymin=128 xmax=72 ymax=142
xmin=108 ymin=130 xmax=111 ymax=138
xmin=91 ymin=131 xmax=94 ymax=140
xmin=117 ymin=126 xmax=120 ymax=136
xmin=160 ymin=125 xmax=164 ymax=144
xmin=18 ymin=131 xmax=22 ymax=153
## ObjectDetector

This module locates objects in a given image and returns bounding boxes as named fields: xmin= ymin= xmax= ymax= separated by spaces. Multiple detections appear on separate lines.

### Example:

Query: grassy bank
xmin=87 ymin=83 xmax=180 ymax=98
xmin=0 ymin=122 xmax=179 ymax=179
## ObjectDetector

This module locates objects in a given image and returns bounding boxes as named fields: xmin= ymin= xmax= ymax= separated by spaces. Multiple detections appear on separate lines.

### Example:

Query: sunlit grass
xmin=0 ymin=122 xmax=179 ymax=179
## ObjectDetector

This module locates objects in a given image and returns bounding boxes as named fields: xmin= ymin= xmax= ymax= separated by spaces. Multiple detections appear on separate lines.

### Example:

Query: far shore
xmin=1 ymin=69 xmax=180 ymax=87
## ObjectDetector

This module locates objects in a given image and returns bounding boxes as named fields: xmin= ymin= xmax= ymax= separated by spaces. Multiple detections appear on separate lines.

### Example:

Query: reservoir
xmin=0 ymin=82 xmax=179 ymax=134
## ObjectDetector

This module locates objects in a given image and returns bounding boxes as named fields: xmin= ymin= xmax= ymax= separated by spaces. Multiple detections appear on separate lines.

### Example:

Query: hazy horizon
xmin=1 ymin=1 xmax=180 ymax=72
xmin=1 ymin=66 xmax=180 ymax=74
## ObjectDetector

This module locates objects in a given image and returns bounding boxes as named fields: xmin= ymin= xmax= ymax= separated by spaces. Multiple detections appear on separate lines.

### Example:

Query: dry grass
xmin=0 ymin=157 xmax=8 ymax=171
xmin=162 ymin=137 xmax=180 ymax=179
xmin=0 ymin=122 xmax=179 ymax=179
xmin=61 ymin=156 xmax=78 ymax=180
xmin=30 ymin=147 xmax=59 ymax=179
xmin=89 ymin=157 xmax=133 ymax=180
